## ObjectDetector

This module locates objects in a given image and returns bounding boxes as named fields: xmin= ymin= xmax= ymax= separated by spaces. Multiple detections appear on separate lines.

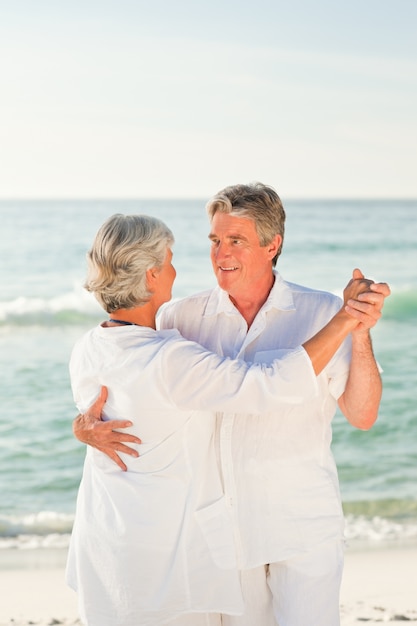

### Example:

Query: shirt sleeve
xmin=315 ymin=295 xmax=350 ymax=400
xmin=159 ymin=334 xmax=318 ymax=413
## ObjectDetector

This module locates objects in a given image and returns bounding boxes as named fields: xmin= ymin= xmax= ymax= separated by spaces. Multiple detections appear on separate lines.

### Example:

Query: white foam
xmin=345 ymin=514 xmax=417 ymax=544
xmin=0 ymin=282 xmax=102 ymax=322
xmin=0 ymin=511 xmax=74 ymax=550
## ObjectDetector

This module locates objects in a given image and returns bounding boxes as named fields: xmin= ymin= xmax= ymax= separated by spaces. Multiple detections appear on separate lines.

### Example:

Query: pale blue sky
xmin=1 ymin=0 xmax=416 ymax=198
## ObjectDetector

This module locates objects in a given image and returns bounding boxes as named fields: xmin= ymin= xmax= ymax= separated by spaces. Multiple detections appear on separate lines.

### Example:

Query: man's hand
xmin=73 ymin=386 xmax=142 ymax=471
xmin=344 ymin=268 xmax=391 ymax=332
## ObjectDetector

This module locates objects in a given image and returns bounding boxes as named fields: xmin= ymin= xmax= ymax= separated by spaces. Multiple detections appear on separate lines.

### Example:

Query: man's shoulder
xmin=281 ymin=279 xmax=342 ymax=314
xmin=284 ymin=279 xmax=340 ymax=301
xmin=159 ymin=288 xmax=216 ymax=320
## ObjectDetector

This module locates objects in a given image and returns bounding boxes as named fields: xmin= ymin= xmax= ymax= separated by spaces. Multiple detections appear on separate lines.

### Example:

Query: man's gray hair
xmin=206 ymin=182 xmax=285 ymax=266
xmin=85 ymin=213 xmax=174 ymax=313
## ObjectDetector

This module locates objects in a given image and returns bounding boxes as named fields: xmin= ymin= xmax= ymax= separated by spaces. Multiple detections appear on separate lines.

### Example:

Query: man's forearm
xmin=338 ymin=330 xmax=382 ymax=430
xmin=303 ymin=309 xmax=357 ymax=376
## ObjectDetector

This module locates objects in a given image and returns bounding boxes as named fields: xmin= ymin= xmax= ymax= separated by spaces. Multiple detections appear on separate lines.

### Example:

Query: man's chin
xmin=217 ymin=274 xmax=239 ymax=293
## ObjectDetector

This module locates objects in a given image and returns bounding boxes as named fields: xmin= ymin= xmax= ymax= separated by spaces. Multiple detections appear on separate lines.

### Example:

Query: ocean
xmin=0 ymin=198 xmax=416 ymax=556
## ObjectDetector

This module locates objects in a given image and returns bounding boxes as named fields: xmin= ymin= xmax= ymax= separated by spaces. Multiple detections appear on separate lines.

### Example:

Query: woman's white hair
xmin=85 ymin=213 xmax=174 ymax=313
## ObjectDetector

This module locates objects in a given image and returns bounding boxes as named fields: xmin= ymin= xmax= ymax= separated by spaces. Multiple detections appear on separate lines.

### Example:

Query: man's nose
xmin=214 ymin=241 xmax=230 ymax=259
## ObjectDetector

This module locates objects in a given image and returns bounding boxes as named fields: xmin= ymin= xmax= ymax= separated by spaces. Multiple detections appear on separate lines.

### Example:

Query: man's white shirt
xmin=159 ymin=271 xmax=351 ymax=569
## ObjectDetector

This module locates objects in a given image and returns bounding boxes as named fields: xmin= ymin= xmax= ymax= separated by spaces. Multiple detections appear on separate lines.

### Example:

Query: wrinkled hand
xmin=72 ymin=386 xmax=141 ymax=471
xmin=343 ymin=269 xmax=375 ymax=304
xmin=344 ymin=268 xmax=391 ymax=332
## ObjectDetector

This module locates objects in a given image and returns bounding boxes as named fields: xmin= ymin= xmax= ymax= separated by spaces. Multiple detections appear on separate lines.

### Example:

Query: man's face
xmin=208 ymin=212 xmax=281 ymax=301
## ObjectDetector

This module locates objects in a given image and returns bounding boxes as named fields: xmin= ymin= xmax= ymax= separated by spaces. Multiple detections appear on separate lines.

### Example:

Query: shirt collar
xmin=262 ymin=270 xmax=296 ymax=313
xmin=204 ymin=284 xmax=238 ymax=317
xmin=203 ymin=270 xmax=296 ymax=318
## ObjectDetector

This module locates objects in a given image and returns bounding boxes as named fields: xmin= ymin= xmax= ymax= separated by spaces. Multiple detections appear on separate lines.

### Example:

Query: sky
xmin=1 ymin=0 xmax=416 ymax=199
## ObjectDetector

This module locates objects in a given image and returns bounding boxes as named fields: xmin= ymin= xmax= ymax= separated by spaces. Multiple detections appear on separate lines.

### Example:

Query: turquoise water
xmin=0 ymin=199 xmax=416 ymax=549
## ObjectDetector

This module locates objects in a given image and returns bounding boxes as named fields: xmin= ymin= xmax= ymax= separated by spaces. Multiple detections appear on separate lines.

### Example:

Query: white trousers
xmin=222 ymin=538 xmax=344 ymax=626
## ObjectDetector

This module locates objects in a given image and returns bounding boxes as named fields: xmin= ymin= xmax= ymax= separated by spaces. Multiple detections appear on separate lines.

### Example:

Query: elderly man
xmin=74 ymin=183 xmax=390 ymax=626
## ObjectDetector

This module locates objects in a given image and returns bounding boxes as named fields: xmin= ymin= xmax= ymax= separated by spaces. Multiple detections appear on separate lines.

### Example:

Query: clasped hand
xmin=343 ymin=268 xmax=391 ymax=332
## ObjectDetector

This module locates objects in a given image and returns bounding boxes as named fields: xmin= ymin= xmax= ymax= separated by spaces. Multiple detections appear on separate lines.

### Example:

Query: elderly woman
xmin=67 ymin=213 xmax=367 ymax=626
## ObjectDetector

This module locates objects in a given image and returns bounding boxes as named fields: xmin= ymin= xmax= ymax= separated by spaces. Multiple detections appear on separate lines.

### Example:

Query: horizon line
xmin=0 ymin=195 xmax=416 ymax=202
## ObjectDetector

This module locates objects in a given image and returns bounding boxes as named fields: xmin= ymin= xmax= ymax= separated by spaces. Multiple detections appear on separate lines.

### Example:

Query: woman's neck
xmin=106 ymin=305 xmax=157 ymax=330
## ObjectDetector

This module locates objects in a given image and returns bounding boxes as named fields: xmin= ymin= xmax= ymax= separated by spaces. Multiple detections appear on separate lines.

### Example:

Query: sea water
xmin=0 ymin=198 xmax=416 ymax=552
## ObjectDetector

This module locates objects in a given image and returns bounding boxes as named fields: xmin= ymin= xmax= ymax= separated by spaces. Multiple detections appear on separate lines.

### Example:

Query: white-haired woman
xmin=67 ymin=213 xmax=368 ymax=626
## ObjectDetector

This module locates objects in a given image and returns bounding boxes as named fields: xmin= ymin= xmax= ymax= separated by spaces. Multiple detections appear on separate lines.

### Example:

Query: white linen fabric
xmin=67 ymin=323 xmax=318 ymax=626
xmin=159 ymin=271 xmax=352 ymax=570
xmin=221 ymin=537 xmax=344 ymax=626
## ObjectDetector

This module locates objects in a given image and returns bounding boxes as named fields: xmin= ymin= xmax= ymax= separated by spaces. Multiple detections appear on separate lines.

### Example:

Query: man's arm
xmin=72 ymin=268 xmax=387 ymax=466
xmin=72 ymin=386 xmax=141 ymax=471
xmin=302 ymin=270 xmax=375 ymax=376
xmin=338 ymin=269 xmax=391 ymax=430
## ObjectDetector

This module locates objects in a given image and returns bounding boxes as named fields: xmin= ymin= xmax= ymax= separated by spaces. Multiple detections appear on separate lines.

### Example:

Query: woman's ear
xmin=146 ymin=266 xmax=159 ymax=291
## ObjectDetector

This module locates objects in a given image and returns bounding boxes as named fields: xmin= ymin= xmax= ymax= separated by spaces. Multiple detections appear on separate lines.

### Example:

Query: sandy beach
xmin=0 ymin=545 xmax=416 ymax=625
xmin=340 ymin=544 xmax=417 ymax=624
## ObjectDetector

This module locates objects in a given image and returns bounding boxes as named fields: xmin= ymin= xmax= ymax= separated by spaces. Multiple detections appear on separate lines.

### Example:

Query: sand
xmin=0 ymin=545 xmax=416 ymax=625
xmin=340 ymin=545 xmax=417 ymax=624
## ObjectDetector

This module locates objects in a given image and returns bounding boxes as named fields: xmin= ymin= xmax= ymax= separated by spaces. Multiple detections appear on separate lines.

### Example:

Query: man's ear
xmin=267 ymin=234 xmax=282 ymax=261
